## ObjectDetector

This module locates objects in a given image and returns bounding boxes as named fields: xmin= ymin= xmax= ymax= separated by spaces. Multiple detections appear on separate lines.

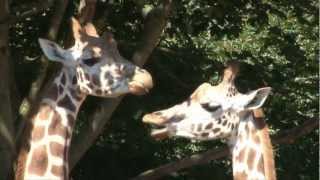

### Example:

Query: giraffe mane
xmin=253 ymin=109 xmax=276 ymax=180
xmin=15 ymin=103 xmax=42 ymax=180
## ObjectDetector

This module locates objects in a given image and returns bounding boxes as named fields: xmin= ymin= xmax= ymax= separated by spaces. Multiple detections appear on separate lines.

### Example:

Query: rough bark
xmin=131 ymin=118 xmax=318 ymax=180
xmin=0 ymin=0 xmax=15 ymax=179
xmin=69 ymin=0 xmax=173 ymax=170
xmin=78 ymin=0 xmax=97 ymax=24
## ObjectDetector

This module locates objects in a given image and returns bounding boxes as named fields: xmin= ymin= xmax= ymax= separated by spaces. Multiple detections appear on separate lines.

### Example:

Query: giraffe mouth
xmin=143 ymin=113 xmax=170 ymax=140
xmin=129 ymin=81 xmax=151 ymax=95
xmin=150 ymin=128 xmax=169 ymax=140
xmin=129 ymin=69 xmax=153 ymax=95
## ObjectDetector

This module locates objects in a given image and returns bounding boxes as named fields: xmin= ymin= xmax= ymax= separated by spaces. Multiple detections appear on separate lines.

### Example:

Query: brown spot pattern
xmin=48 ymin=111 xmax=66 ymax=136
xmin=88 ymin=83 xmax=94 ymax=90
xmin=38 ymin=104 xmax=52 ymax=120
xmin=201 ymin=132 xmax=209 ymax=137
xmin=205 ymin=123 xmax=213 ymax=129
xmin=238 ymin=148 xmax=245 ymax=163
xmin=95 ymin=89 xmax=102 ymax=95
xmin=50 ymin=142 xmax=64 ymax=157
xmin=217 ymin=118 xmax=222 ymax=124
xmin=70 ymin=88 xmax=84 ymax=101
xmin=61 ymin=73 xmax=66 ymax=85
xmin=67 ymin=114 xmax=75 ymax=127
xmin=92 ymin=75 xmax=101 ymax=86
xmin=51 ymin=165 xmax=64 ymax=177
xmin=107 ymin=78 xmax=114 ymax=85
xmin=31 ymin=126 xmax=45 ymax=141
xmin=212 ymin=128 xmax=220 ymax=133
xmin=58 ymin=95 xmax=76 ymax=112
xmin=84 ymin=73 xmax=90 ymax=81
xmin=72 ymin=75 xmax=77 ymax=85
xmin=28 ymin=145 xmax=48 ymax=176
xmin=234 ymin=172 xmax=248 ymax=180
xmin=58 ymin=85 xmax=64 ymax=94
xmin=247 ymin=148 xmax=256 ymax=170
xmin=47 ymin=83 xmax=58 ymax=100
xmin=257 ymin=156 xmax=265 ymax=174
xmin=222 ymin=120 xmax=227 ymax=126
xmin=253 ymin=134 xmax=260 ymax=144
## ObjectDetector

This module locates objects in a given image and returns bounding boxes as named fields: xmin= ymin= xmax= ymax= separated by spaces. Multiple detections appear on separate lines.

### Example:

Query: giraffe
xmin=15 ymin=17 xmax=153 ymax=180
xmin=142 ymin=61 xmax=276 ymax=180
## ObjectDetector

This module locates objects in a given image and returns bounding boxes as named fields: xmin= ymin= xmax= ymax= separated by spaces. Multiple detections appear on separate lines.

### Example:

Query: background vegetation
xmin=0 ymin=0 xmax=318 ymax=179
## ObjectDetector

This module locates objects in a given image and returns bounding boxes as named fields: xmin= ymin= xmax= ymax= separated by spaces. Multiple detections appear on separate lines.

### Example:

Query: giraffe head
xmin=38 ymin=18 xmax=153 ymax=97
xmin=143 ymin=62 xmax=271 ymax=140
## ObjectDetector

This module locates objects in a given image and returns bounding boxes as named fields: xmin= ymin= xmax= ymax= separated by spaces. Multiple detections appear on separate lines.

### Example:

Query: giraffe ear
xmin=243 ymin=87 xmax=271 ymax=110
xmin=38 ymin=38 xmax=75 ymax=65
xmin=84 ymin=22 xmax=98 ymax=37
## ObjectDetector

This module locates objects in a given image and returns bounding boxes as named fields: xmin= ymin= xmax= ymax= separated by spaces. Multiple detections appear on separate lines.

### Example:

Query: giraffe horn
xmin=222 ymin=60 xmax=240 ymax=83
xmin=71 ymin=17 xmax=83 ymax=41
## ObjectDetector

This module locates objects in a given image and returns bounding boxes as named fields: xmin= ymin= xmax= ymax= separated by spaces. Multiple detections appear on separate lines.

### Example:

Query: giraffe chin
xmin=129 ymin=81 xmax=150 ymax=95
xmin=143 ymin=114 xmax=170 ymax=140
xmin=150 ymin=128 xmax=169 ymax=140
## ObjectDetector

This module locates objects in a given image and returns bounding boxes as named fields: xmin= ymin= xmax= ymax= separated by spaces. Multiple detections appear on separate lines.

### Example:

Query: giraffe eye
xmin=82 ymin=57 xmax=100 ymax=66
xmin=201 ymin=103 xmax=221 ymax=112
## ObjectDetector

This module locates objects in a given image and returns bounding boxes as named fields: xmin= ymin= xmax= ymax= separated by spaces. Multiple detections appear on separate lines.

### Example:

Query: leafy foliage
xmin=8 ymin=0 xmax=319 ymax=179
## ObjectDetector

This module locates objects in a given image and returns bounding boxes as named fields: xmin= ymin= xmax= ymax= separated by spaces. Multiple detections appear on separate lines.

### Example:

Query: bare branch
xmin=69 ymin=0 xmax=173 ymax=170
xmin=272 ymin=118 xmax=319 ymax=144
xmin=133 ymin=0 xmax=172 ymax=66
xmin=131 ymin=118 xmax=318 ymax=180
xmin=78 ymin=0 xmax=97 ymax=23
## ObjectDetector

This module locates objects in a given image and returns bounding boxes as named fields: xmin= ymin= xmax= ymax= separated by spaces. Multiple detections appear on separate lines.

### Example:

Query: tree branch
xmin=131 ymin=118 xmax=319 ymax=180
xmin=78 ymin=0 xmax=97 ymax=24
xmin=69 ymin=0 xmax=173 ymax=170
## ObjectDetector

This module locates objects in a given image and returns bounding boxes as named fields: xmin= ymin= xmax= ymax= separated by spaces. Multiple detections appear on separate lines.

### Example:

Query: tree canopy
xmin=0 ymin=0 xmax=318 ymax=179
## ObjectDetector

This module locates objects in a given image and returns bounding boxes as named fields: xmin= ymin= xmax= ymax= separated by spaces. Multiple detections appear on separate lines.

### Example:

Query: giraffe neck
xmin=18 ymin=68 xmax=86 ymax=180
xmin=229 ymin=111 xmax=276 ymax=180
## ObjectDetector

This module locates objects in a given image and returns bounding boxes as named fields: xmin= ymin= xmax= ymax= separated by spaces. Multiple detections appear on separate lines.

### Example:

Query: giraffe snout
xmin=143 ymin=113 xmax=171 ymax=140
xmin=129 ymin=69 xmax=153 ymax=95
xmin=142 ymin=113 xmax=168 ymax=125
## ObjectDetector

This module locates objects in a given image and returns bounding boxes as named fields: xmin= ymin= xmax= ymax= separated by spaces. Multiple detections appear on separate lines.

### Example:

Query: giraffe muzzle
xmin=142 ymin=113 xmax=168 ymax=125
xmin=129 ymin=69 xmax=153 ymax=95
xmin=142 ymin=113 xmax=171 ymax=140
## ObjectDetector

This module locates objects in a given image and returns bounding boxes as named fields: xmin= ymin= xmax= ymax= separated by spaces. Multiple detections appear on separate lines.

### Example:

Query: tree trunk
xmin=0 ymin=0 xmax=15 ymax=179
